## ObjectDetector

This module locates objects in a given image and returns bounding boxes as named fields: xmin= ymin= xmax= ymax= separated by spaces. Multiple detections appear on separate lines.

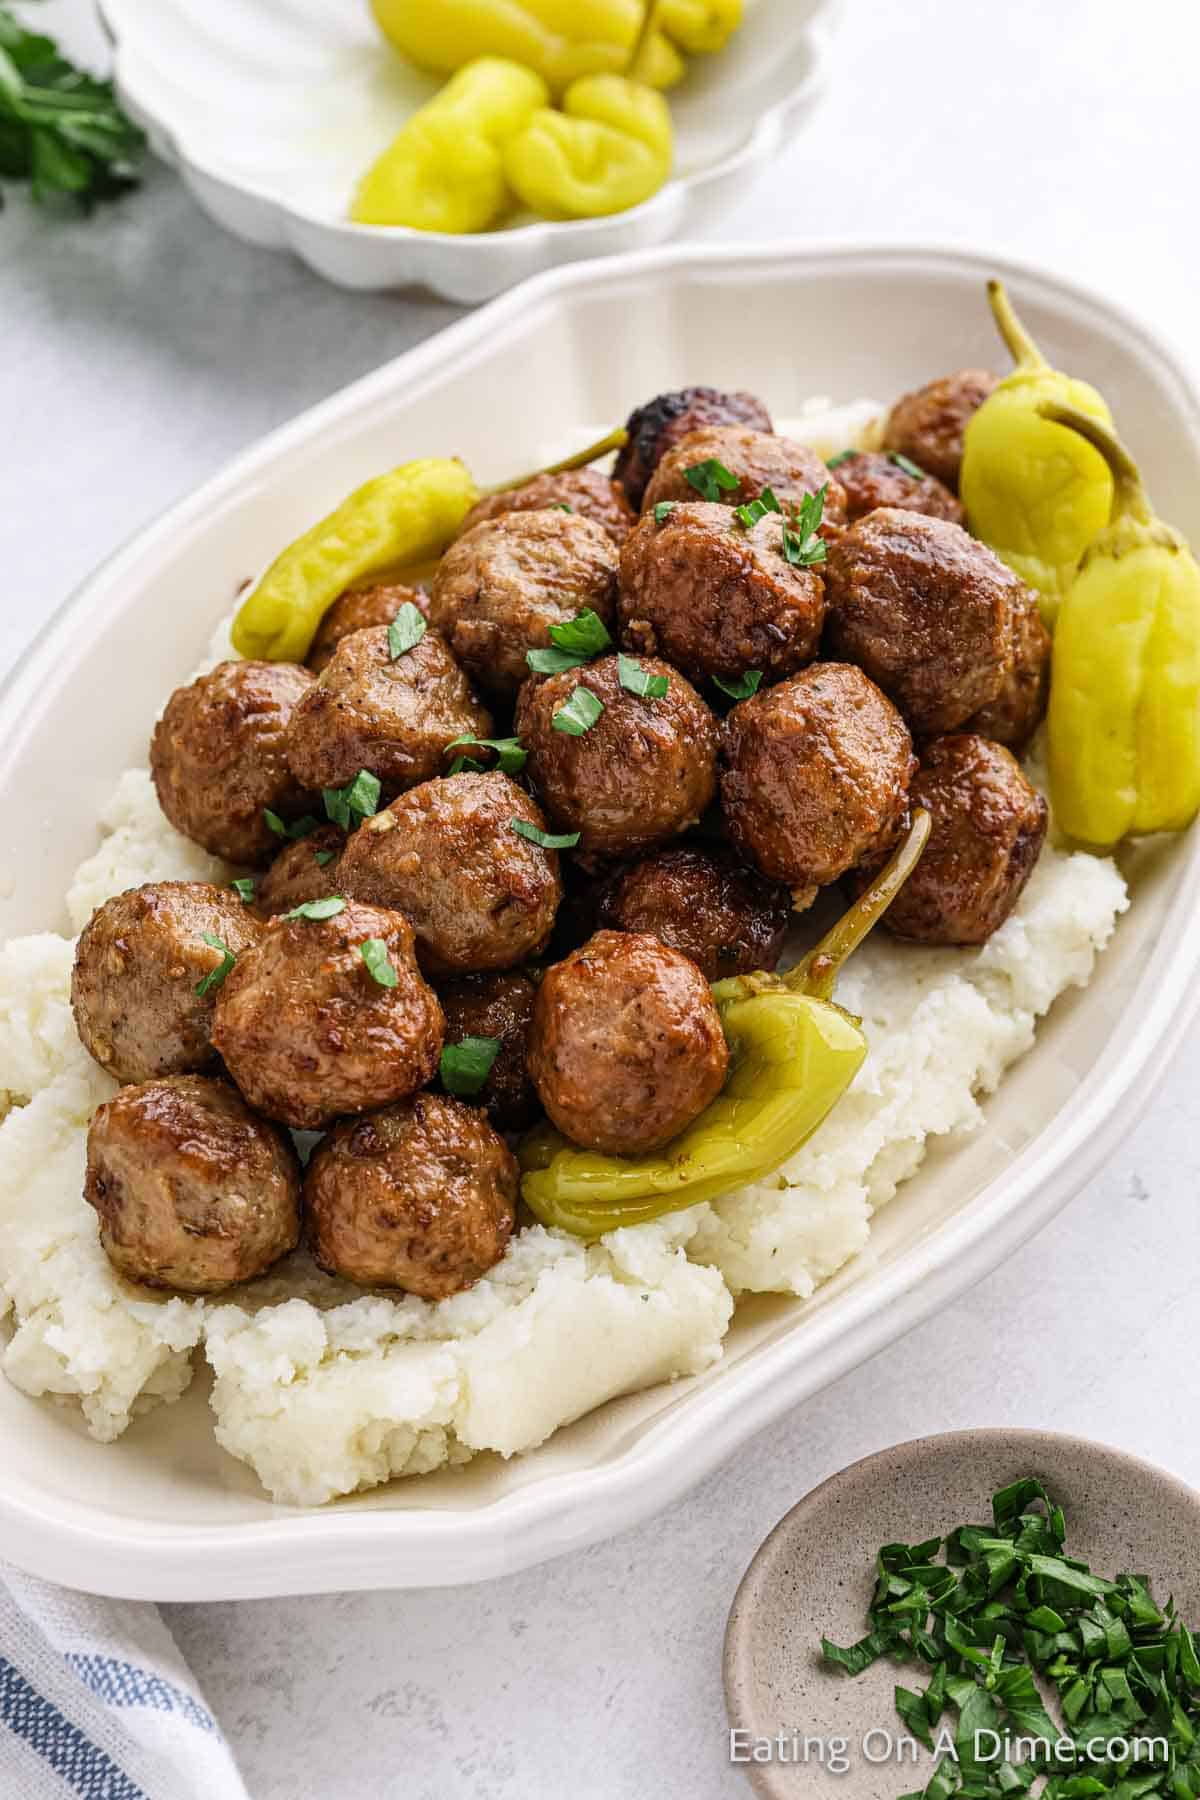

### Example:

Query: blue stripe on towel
xmin=0 ymin=1654 xmax=147 ymax=1800
xmin=65 ymin=1656 xmax=216 ymax=1733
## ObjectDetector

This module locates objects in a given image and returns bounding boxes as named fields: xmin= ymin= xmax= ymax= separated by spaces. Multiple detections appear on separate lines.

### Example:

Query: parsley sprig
xmin=782 ymin=483 xmax=829 ymax=569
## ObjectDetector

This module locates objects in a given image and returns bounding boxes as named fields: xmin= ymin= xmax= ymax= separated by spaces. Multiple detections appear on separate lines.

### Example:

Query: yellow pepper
xmin=1044 ymin=403 xmax=1200 ymax=850
xmin=520 ymin=811 xmax=932 ymax=1240
xmin=351 ymin=57 xmax=548 ymax=232
xmin=230 ymin=430 xmax=628 ymax=664
xmin=503 ymin=73 xmax=673 ymax=218
xmin=961 ymin=280 xmax=1115 ymax=625
xmin=657 ymin=0 xmax=743 ymax=55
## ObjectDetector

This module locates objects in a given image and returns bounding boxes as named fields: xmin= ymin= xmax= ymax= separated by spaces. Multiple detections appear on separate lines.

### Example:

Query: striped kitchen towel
xmin=0 ymin=1563 xmax=248 ymax=1800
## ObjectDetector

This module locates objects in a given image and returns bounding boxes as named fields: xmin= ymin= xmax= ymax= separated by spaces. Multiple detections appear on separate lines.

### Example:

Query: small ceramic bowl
xmin=97 ymin=0 xmax=837 ymax=301
xmin=724 ymin=1430 xmax=1200 ymax=1799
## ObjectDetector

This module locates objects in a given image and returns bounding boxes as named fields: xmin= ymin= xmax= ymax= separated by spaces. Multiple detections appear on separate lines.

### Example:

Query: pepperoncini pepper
xmin=1043 ymin=403 xmax=1200 ymax=850
xmin=961 ymin=281 xmax=1116 ymax=624
xmin=351 ymin=57 xmax=549 ymax=233
xmin=503 ymin=74 xmax=673 ymax=219
xmin=230 ymin=429 xmax=628 ymax=664
xmin=519 ymin=812 xmax=932 ymax=1240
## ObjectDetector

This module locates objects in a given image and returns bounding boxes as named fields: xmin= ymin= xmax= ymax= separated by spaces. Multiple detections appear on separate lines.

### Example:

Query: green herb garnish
xmin=553 ymin=686 xmax=604 ymax=737
xmin=890 ymin=451 xmax=928 ymax=480
xmin=526 ymin=608 xmax=613 ymax=674
xmin=781 ymin=484 xmax=828 ymax=568
xmin=359 ymin=938 xmax=397 ymax=988
xmin=440 ymin=1036 xmax=502 ymax=1097
xmin=284 ymin=897 xmax=347 ymax=922
xmin=733 ymin=486 xmax=783 ymax=530
xmin=314 ymin=849 xmax=336 ymax=867
xmin=387 ymin=602 xmax=426 ymax=659
xmin=617 ymin=653 xmax=669 ymax=701
xmin=510 ymin=818 xmax=580 ymax=850
xmin=230 ymin=878 xmax=257 ymax=904
xmin=445 ymin=734 xmax=527 ymax=776
xmin=323 ymin=769 xmax=381 ymax=830
xmin=552 ymin=502 xmax=574 ymax=513
xmin=654 ymin=501 xmax=677 ymax=524
xmin=714 ymin=669 xmax=763 ymax=701
xmin=684 ymin=458 xmax=739 ymax=504
xmin=264 ymin=810 xmax=320 ymax=842
xmin=195 ymin=934 xmax=236 ymax=998
xmin=826 ymin=449 xmax=860 ymax=469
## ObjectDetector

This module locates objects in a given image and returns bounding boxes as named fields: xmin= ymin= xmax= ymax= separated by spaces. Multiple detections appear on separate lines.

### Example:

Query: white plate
xmin=2 ymin=244 xmax=1199 ymax=1600
xmin=97 ymin=0 xmax=836 ymax=301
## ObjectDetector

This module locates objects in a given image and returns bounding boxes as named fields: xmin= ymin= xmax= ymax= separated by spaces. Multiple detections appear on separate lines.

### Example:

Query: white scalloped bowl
xmin=97 ymin=0 xmax=835 ymax=300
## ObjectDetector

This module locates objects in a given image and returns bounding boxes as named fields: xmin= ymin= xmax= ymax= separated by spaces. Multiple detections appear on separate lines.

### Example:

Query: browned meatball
xmin=595 ymin=844 xmax=790 ymax=981
xmin=613 ymin=386 xmax=774 ymax=510
xmin=883 ymin=369 xmax=999 ymax=492
xmin=458 ymin=469 xmax=637 ymax=548
xmin=528 ymin=931 xmax=729 ymax=1154
xmin=72 ymin=881 xmax=263 ymax=1085
xmin=963 ymin=585 xmax=1051 ymax=752
xmin=151 ymin=661 xmax=315 ymax=865
xmin=84 ymin=1075 xmax=301 ymax=1294
xmin=211 ymin=899 xmax=443 ymax=1130
xmin=285 ymin=624 xmax=492 ymax=797
xmin=828 ymin=450 xmax=965 ymax=526
xmin=824 ymin=509 xmax=1019 ymax=738
xmin=720 ymin=664 xmax=916 ymax=899
xmin=338 ymin=773 xmax=562 ymax=976
xmin=306 ymin=1094 xmax=517 ymax=1298
xmin=429 ymin=510 xmax=620 ymax=700
xmin=254 ymin=825 xmax=347 ymax=917
xmin=862 ymin=735 xmax=1048 ymax=945
xmin=306 ymin=583 xmax=427 ymax=677
xmin=618 ymin=500 xmax=825 ymax=689
xmin=516 ymin=654 xmax=718 ymax=857
xmin=438 ymin=971 xmax=540 ymax=1132
xmin=641 ymin=427 xmax=848 ymax=533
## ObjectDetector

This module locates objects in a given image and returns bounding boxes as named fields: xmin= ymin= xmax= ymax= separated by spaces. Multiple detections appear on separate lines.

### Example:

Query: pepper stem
xmin=628 ymin=0 xmax=661 ymax=76
xmin=987 ymin=279 xmax=1047 ymax=373
xmin=788 ymin=810 xmax=932 ymax=1002
xmin=1036 ymin=401 xmax=1153 ymax=527
xmin=484 ymin=426 xmax=630 ymax=498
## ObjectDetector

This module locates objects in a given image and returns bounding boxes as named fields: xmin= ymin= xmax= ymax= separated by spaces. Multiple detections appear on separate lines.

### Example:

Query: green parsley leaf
xmin=448 ymin=755 xmax=486 ymax=775
xmin=323 ymin=769 xmax=381 ymax=830
xmin=890 ymin=451 xmax=928 ymax=480
xmin=617 ymin=652 xmax=669 ymax=700
xmin=684 ymin=458 xmax=739 ymax=504
xmin=440 ymin=1036 xmax=502 ymax=1097
xmin=314 ymin=849 xmax=336 ymax=867
xmin=264 ymin=810 xmax=320 ymax=842
xmin=510 ymin=818 xmax=580 ymax=850
xmin=654 ymin=501 xmax=677 ymax=524
xmin=781 ymin=483 xmax=829 ymax=568
xmin=552 ymin=686 xmax=604 ymax=737
xmin=714 ymin=669 xmax=763 ymax=701
xmin=359 ymin=938 xmax=398 ymax=988
xmin=733 ymin=487 xmax=784 ymax=530
xmin=552 ymin=502 xmax=574 ymax=513
xmin=526 ymin=607 xmax=613 ymax=675
xmin=825 ymin=448 xmax=860 ymax=469
xmin=387 ymin=602 xmax=426 ymax=659
xmin=284 ymin=896 xmax=347 ymax=922
xmin=195 ymin=934 xmax=236 ymax=998
xmin=230 ymin=877 xmax=257 ymax=904
xmin=445 ymin=734 xmax=527 ymax=776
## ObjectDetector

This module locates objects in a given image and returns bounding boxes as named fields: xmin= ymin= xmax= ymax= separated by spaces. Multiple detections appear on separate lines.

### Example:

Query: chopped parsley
xmin=781 ymin=484 xmax=828 ymax=569
xmin=264 ymin=809 xmax=320 ymax=842
xmin=552 ymin=502 xmax=574 ymax=513
xmin=440 ymin=1036 xmax=502 ymax=1097
xmin=890 ymin=450 xmax=928 ymax=480
xmin=314 ymin=849 xmax=336 ymax=867
xmin=684 ymin=458 xmax=739 ymax=504
xmin=826 ymin=448 xmax=860 ymax=469
xmin=323 ymin=769 xmax=381 ymax=830
xmin=445 ymin=734 xmax=527 ymax=776
xmin=553 ymin=686 xmax=604 ymax=737
xmin=617 ymin=652 xmax=669 ymax=701
xmin=510 ymin=818 xmax=580 ymax=850
xmin=230 ymin=877 xmax=257 ymax=904
xmin=387 ymin=602 xmax=426 ymax=658
xmin=359 ymin=938 xmax=398 ymax=988
xmin=283 ymin=896 xmax=346 ymax=922
xmin=526 ymin=608 xmax=613 ymax=675
xmin=654 ymin=501 xmax=677 ymax=524
xmin=195 ymin=934 xmax=236 ymax=998
xmin=714 ymin=669 xmax=763 ymax=701
xmin=734 ymin=486 xmax=783 ymax=530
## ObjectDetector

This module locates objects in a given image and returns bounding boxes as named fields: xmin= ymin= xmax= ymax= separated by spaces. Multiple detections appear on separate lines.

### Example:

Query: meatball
xmin=720 ymin=663 xmax=916 ymax=898
xmin=824 ymin=509 xmax=1020 ymax=738
xmin=285 ymin=624 xmax=492 ymax=797
xmin=882 ymin=369 xmax=999 ymax=492
xmin=862 ymin=735 xmax=1048 ymax=945
xmin=963 ymin=584 xmax=1051 ymax=752
xmin=306 ymin=583 xmax=427 ymax=677
xmin=614 ymin=386 xmax=774 ymax=510
xmin=516 ymin=653 xmax=718 ymax=857
xmin=306 ymin=1094 xmax=517 ymax=1299
xmin=438 ymin=971 xmax=540 ymax=1132
xmin=429 ymin=510 xmax=620 ymax=700
xmin=458 ymin=469 xmax=637 ymax=548
xmin=595 ymin=844 xmax=790 ymax=981
xmin=828 ymin=450 xmax=965 ymax=526
xmin=640 ymin=427 xmax=848 ymax=533
xmin=84 ymin=1075 xmax=301 ymax=1294
xmin=72 ymin=881 xmax=263 ymax=1085
xmin=528 ymin=931 xmax=729 ymax=1154
xmin=339 ymin=772 xmax=562 ymax=976
xmin=618 ymin=500 xmax=825 ymax=688
xmin=151 ymin=660 xmax=315 ymax=865
xmin=212 ymin=899 xmax=443 ymax=1130
xmin=254 ymin=825 xmax=347 ymax=917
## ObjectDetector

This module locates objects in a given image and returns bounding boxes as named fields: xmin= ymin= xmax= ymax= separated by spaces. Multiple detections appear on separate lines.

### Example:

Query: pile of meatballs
xmin=73 ymin=368 xmax=1050 ymax=1307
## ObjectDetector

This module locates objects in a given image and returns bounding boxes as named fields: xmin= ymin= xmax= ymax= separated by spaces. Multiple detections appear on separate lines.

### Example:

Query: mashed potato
xmin=0 ymin=404 xmax=1130 ymax=1505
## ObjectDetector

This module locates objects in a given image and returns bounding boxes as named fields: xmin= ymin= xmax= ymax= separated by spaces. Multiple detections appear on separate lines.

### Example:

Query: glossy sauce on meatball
xmin=963 ymin=584 xmax=1051 ymax=752
xmin=306 ymin=583 xmax=427 ymax=677
xmin=619 ymin=500 xmax=825 ymax=690
xmin=516 ymin=653 xmax=718 ymax=857
xmin=339 ymin=772 xmax=562 ymax=975
xmin=720 ymin=663 xmax=916 ymax=899
xmin=829 ymin=450 xmax=965 ymax=525
xmin=528 ymin=931 xmax=729 ymax=1155
xmin=305 ymin=1094 xmax=517 ymax=1299
xmin=254 ymin=825 xmax=346 ymax=917
xmin=595 ymin=844 xmax=790 ymax=981
xmin=72 ymin=881 xmax=263 ymax=1085
xmin=286 ymin=624 xmax=491 ymax=797
xmin=614 ymin=386 xmax=774 ymax=510
xmin=151 ymin=661 xmax=315 ymax=864
xmin=84 ymin=1074 xmax=301 ymax=1293
xmin=429 ymin=509 xmax=620 ymax=700
xmin=882 ymin=369 xmax=998 ymax=492
xmin=458 ymin=469 xmax=636 ymax=548
xmin=641 ymin=427 xmax=848 ymax=532
xmin=212 ymin=899 xmax=443 ymax=1129
xmin=438 ymin=971 xmax=540 ymax=1132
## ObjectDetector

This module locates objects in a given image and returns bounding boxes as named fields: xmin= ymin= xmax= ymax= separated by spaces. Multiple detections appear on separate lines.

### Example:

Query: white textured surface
xmin=3 ymin=0 xmax=1200 ymax=1795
